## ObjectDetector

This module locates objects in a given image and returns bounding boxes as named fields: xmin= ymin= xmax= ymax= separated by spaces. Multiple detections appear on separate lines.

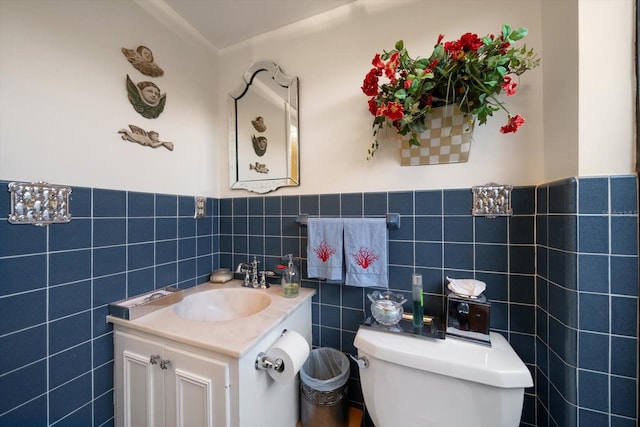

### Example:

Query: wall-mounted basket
xmin=397 ymin=104 xmax=474 ymax=166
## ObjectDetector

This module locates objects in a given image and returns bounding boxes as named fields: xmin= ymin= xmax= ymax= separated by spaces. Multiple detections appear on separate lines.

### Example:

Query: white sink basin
xmin=174 ymin=288 xmax=272 ymax=322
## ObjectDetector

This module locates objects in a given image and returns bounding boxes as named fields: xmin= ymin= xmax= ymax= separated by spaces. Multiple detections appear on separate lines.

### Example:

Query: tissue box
xmin=446 ymin=291 xmax=491 ymax=346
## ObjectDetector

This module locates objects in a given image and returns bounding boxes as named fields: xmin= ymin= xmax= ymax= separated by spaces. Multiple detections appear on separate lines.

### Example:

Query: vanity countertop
xmin=107 ymin=281 xmax=315 ymax=358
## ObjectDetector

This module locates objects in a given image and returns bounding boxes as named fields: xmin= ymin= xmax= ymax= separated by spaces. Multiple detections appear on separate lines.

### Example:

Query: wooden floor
xmin=297 ymin=406 xmax=363 ymax=427
xmin=348 ymin=407 xmax=363 ymax=427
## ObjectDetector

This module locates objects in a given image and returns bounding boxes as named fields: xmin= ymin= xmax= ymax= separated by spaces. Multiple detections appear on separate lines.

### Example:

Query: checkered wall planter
xmin=397 ymin=105 xmax=474 ymax=166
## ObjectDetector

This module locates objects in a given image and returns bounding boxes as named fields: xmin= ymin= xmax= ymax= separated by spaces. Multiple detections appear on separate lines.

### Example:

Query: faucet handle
xmin=259 ymin=271 xmax=269 ymax=289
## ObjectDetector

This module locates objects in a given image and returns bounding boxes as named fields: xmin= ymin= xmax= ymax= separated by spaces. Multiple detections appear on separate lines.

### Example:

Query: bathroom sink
xmin=173 ymin=288 xmax=272 ymax=322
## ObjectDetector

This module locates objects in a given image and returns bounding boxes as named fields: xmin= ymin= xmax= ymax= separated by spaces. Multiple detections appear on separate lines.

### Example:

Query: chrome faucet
xmin=236 ymin=262 xmax=249 ymax=273
xmin=235 ymin=262 xmax=251 ymax=286
xmin=236 ymin=257 xmax=269 ymax=288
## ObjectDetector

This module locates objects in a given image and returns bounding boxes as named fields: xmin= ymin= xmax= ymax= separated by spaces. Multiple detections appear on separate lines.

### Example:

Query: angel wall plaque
xmin=118 ymin=125 xmax=174 ymax=151
xmin=121 ymin=45 xmax=164 ymax=77
xmin=249 ymin=162 xmax=269 ymax=174
xmin=126 ymin=75 xmax=166 ymax=119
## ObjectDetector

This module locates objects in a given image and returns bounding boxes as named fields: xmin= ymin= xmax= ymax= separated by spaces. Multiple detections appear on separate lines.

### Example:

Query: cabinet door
xmin=164 ymin=345 xmax=231 ymax=427
xmin=114 ymin=331 xmax=165 ymax=427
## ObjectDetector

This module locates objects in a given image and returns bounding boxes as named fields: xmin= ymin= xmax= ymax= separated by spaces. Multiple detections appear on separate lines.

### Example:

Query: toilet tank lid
xmin=354 ymin=329 xmax=533 ymax=389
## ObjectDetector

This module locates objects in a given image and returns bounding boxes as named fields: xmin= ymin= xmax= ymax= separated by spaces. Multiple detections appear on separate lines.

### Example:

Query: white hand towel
xmin=307 ymin=218 xmax=344 ymax=281
xmin=344 ymin=218 xmax=388 ymax=288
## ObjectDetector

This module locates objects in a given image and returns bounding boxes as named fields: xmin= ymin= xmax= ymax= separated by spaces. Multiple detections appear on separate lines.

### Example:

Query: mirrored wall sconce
xmin=472 ymin=182 xmax=512 ymax=219
xmin=8 ymin=181 xmax=72 ymax=226
xmin=194 ymin=196 xmax=206 ymax=219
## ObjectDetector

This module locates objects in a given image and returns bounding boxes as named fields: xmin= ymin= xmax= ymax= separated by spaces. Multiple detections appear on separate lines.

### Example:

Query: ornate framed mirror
xmin=228 ymin=61 xmax=299 ymax=193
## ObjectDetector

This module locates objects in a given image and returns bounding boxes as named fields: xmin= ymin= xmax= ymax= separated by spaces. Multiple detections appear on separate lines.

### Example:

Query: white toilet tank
xmin=354 ymin=328 xmax=532 ymax=427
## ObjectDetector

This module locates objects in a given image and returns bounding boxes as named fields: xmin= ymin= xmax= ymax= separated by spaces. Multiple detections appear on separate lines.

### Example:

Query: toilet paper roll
xmin=266 ymin=330 xmax=310 ymax=384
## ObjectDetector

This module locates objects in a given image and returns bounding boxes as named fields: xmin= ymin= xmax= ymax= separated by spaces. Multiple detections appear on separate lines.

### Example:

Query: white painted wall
xmin=218 ymin=0 xmax=636 ymax=196
xmin=218 ymin=0 xmax=545 ymax=196
xmin=541 ymin=0 xmax=580 ymax=181
xmin=578 ymin=0 xmax=636 ymax=177
xmin=0 ymin=0 xmax=219 ymax=197
xmin=0 ymin=0 xmax=634 ymax=199
xmin=541 ymin=0 xmax=635 ymax=182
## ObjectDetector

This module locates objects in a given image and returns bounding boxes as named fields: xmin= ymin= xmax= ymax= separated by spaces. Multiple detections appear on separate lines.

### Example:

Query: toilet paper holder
xmin=255 ymin=352 xmax=285 ymax=372
xmin=255 ymin=329 xmax=288 ymax=372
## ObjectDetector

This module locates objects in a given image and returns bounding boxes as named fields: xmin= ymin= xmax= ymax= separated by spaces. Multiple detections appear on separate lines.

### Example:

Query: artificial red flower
xmin=444 ymin=40 xmax=460 ymax=54
xmin=444 ymin=32 xmax=483 ymax=60
xmin=361 ymin=68 xmax=380 ymax=96
xmin=501 ymin=76 xmax=518 ymax=96
xmin=420 ymin=93 xmax=433 ymax=107
xmin=444 ymin=40 xmax=466 ymax=60
xmin=499 ymin=41 xmax=511 ymax=54
xmin=385 ymin=52 xmax=400 ymax=82
xmin=459 ymin=32 xmax=483 ymax=51
xmin=437 ymin=34 xmax=444 ymax=45
xmin=424 ymin=58 xmax=439 ymax=74
xmin=382 ymin=102 xmax=404 ymax=121
xmin=368 ymin=98 xmax=378 ymax=116
xmin=500 ymin=115 xmax=525 ymax=133
xmin=372 ymin=53 xmax=385 ymax=70
xmin=404 ymin=79 xmax=413 ymax=90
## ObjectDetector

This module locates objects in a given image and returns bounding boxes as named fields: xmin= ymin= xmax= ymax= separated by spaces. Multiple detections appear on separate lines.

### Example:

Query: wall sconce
xmin=472 ymin=182 xmax=512 ymax=219
xmin=8 ymin=181 xmax=72 ymax=226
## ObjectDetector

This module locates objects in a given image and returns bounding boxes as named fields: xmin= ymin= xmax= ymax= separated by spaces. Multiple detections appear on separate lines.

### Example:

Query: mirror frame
xmin=228 ymin=61 xmax=299 ymax=194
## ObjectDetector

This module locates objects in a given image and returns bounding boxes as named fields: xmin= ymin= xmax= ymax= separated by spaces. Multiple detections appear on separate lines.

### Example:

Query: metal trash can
xmin=300 ymin=348 xmax=350 ymax=427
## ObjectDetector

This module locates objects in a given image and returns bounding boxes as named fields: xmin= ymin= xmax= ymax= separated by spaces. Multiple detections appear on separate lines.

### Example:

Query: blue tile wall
xmin=1 ymin=175 xmax=637 ymax=427
xmin=218 ymin=176 xmax=636 ymax=427
xmin=219 ymin=186 xmax=539 ymax=426
xmin=0 ymin=181 xmax=218 ymax=426
xmin=537 ymin=176 xmax=638 ymax=427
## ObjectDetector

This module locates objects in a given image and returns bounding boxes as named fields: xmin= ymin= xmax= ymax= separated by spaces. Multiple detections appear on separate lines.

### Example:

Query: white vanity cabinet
xmin=109 ymin=282 xmax=314 ymax=427
xmin=114 ymin=329 xmax=231 ymax=427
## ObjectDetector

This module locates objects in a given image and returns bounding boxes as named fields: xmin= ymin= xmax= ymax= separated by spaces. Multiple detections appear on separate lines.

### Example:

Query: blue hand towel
xmin=307 ymin=218 xmax=344 ymax=281
xmin=344 ymin=218 xmax=388 ymax=288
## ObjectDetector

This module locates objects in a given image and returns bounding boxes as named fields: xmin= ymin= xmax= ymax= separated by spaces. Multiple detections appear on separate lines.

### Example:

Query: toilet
xmin=353 ymin=328 xmax=533 ymax=427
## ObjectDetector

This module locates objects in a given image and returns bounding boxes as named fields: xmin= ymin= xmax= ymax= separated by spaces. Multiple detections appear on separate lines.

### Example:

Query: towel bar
xmin=295 ymin=213 xmax=400 ymax=230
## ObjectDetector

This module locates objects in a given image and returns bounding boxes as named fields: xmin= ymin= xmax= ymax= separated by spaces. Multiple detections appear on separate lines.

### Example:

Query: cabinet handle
xmin=160 ymin=359 xmax=171 ymax=370
xmin=150 ymin=354 xmax=161 ymax=365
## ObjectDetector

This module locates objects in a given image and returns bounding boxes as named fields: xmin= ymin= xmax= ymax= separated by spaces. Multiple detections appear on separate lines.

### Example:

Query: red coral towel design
xmin=344 ymin=218 xmax=388 ymax=287
xmin=306 ymin=218 xmax=344 ymax=281
xmin=314 ymin=240 xmax=337 ymax=262
xmin=352 ymin=246 xmax=380 ymax=269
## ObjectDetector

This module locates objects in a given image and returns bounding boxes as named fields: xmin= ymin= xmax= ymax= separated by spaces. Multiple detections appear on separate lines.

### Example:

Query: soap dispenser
xmin=281 ymin=254 xmax=300 ymax=298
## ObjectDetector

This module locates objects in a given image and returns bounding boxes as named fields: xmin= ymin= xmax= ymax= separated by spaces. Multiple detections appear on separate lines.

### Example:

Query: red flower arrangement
xmin=362 ymin=25 xmax=540 ymax=159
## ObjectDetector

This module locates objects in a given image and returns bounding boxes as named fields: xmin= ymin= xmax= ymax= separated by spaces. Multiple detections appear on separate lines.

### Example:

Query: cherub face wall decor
xmin=138 ymin=81 xmax=161 ymax=105
xmin=250 ymin=116 xmax=268 ymax=156
xmin=126 ymin=75 xmax=166 ymax=119
xmin=251 ymin=135 xmax=268 ymax=156
xmin=121 ymin=45 xmax=164 ymax=77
